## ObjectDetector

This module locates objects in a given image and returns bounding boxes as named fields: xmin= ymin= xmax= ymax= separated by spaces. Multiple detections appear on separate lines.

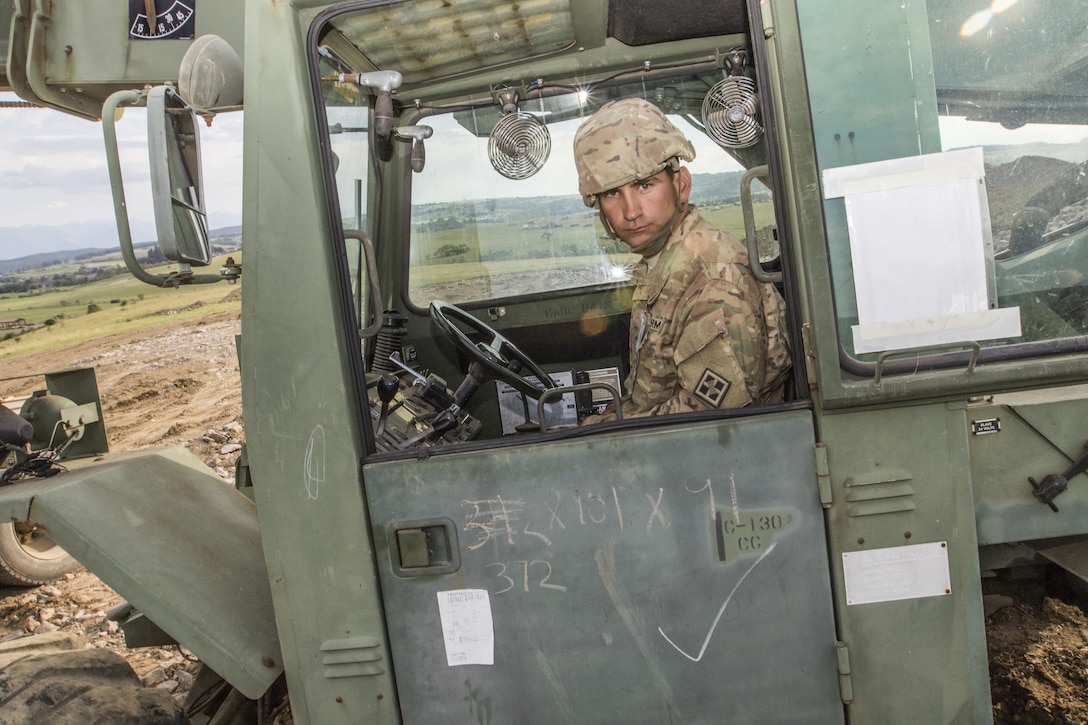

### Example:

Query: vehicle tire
xmin=0 ymin=520 xmax=79 ymax=587
xmin=0 ymin=633 xmax=188 ymax=724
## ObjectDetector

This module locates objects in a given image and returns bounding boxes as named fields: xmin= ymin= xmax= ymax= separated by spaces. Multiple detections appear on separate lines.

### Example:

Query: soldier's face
xmin=599 ymin=167 xmax=691 ymax=250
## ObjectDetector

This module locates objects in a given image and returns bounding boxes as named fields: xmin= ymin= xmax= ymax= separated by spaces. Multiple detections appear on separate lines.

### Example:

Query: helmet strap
xmin=632 ymin=204 xmax=682 ymax=258
xmin=598 ymin=207 xmax=619 ymax=241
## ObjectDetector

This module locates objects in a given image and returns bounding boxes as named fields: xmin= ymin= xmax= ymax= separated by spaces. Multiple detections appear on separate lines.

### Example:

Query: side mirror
xmin=147 ymin=85 xmax=211 ymax=266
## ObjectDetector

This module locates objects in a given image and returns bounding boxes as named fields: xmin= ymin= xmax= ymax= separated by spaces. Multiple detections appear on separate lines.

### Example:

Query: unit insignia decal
xmin=694 ymin=368 xmax=731 ymax=408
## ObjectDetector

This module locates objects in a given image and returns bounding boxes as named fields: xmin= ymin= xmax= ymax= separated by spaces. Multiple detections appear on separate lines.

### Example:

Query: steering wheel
xmin=429 ymin=300 xmax=558 ymax=399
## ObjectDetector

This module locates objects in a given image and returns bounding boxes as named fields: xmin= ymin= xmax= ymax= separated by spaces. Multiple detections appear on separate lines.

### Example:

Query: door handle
xmin=390 ymin=518 xmax=460 ymax=577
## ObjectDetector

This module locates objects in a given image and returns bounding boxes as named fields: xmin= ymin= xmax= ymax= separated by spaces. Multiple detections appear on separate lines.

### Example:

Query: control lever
xmin=387 ymin=352 xmax=426 ymax=384
xmin=399 ymin=407 xmax=460 ymax=449
xmin=453 ymin=360 xmax=491 ymax=407
xmin=375 ymin=374 xmax=399 ymax=437
xmin=1028 ymin=440 xmax=1088 ymax=512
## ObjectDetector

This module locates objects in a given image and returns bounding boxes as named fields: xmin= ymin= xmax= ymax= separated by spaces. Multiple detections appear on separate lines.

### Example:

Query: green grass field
xmin=409 ymin=201 xmax=775 ymax=298
xmin=0 ymin=254 xmax=242 ymax=359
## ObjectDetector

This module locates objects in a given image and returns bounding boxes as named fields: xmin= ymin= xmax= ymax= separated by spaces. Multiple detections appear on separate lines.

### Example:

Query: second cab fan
xmin=702 ymin=49 xmax=764 ymax=149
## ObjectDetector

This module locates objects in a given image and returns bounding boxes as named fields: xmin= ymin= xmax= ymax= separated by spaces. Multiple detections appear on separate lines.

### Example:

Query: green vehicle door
xmin=365 ymin=409 xmax=843 ymax=723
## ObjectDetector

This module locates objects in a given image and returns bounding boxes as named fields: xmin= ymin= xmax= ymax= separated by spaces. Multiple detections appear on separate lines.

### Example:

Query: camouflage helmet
xmin=573 ymin=98 xmax=696 ymax=207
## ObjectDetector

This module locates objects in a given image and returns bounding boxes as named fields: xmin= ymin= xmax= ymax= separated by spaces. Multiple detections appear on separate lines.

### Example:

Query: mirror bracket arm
xmin=103 ymin=89 xmax=175 ymax=287
xmin=103 ymin=89 xmax=222 ymax=288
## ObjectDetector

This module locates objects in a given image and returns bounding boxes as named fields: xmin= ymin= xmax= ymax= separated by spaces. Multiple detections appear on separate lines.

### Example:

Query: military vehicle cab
xmin=3 ymin=0 xmax=1088 ymax=722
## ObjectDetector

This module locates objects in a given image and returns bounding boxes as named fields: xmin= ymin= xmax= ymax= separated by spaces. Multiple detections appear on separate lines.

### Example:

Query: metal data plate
xmin=365 ymin=410 xmax=844 ymax=724
xmin=843 ymin=541 xmax=952 ymax=605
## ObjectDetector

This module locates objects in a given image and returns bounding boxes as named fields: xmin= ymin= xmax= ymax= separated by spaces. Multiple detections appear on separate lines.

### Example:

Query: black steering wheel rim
xmin=429 ymin=300 xmax=557 ymax=398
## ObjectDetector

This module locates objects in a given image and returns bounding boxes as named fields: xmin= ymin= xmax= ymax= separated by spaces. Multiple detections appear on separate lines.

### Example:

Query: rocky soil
xmin=989 ymin=596 xmax=1088 ymax=724
xmin=0 ymin=291 xmax=1085 ymax=720
xmin=986 ymin=155 xmax=1088 ymax=253
xmin=0 ymin=306 xmax=243 ymax=712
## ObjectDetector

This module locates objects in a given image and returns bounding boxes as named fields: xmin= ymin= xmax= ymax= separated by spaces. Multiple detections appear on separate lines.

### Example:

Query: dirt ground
xmin=0 ymin=296 xmax=1086 ymax=720
xmin=0 ymin=298 xmax=243 ymax=709
xmin=988 ymin=595 xmax=1088 ymax=724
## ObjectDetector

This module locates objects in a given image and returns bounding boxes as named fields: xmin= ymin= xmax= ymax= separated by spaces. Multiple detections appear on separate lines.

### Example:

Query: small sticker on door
xmin=437 ymin=589 xmax=494 ymax=666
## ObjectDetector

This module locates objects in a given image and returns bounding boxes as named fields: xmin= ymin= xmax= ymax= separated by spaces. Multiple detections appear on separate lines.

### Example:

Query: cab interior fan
xmin=702 ymin=49 xmax=763 ymax=149
xmin=488 ymin=89 xmax=551 ymax=180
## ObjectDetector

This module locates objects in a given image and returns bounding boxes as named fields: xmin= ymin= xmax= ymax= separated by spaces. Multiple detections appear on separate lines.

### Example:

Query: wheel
xmin=0 ymin=520 xmax=79 ymax=587
xmin=0 ymin=632 xmax=188 ymax=723
xmin=429 ymin=300 xmax=558 ymax=399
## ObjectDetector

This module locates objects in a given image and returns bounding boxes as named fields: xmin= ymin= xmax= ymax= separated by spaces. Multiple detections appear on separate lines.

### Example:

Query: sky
xmin=3 ymin=87 xmax=1088 ymax=262
xmin=0 ymin=91 xmax=243 ymax=260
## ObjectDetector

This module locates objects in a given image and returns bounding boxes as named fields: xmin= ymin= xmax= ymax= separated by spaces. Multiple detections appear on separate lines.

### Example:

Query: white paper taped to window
xmin=852 ymin=309 xmax=1022 ymax=354
xmin=823 ymin=148 xmax=1021 ymax=353
xmin=437 ymin=589 xmax=494 ymax=666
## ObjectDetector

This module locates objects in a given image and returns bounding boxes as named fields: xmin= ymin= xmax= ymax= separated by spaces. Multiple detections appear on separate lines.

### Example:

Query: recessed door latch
xmin=389 ymin=519 xmax=460 ymax=576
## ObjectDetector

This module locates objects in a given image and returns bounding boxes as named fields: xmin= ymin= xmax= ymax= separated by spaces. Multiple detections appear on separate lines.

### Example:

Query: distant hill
xmin=977 ymin=139 xmax=1088 ymax=166
xmin=0 ymin=243 xmax=151 ymax=274
xmin=210 ymin=225 xmax=242 ymax=237
xmin=0 ymin=220 xmax=150 ymax=267
xmin=0 ymin=226 xmax=242 ymax=273
xmin=408 ymin=171 xmax=753 ymax=225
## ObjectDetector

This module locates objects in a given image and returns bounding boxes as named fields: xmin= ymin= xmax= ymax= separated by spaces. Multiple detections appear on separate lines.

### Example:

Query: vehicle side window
xmin=931 ymin=0 xmax=1088 ymax=346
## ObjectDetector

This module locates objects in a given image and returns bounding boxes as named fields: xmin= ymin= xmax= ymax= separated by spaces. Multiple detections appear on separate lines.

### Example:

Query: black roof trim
xmin=608 ymin=0 xmax=749 ymax=46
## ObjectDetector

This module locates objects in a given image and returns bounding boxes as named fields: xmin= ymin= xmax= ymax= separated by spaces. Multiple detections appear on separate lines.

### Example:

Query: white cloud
xmin=0 ymin=91 xmax=242 ymax=258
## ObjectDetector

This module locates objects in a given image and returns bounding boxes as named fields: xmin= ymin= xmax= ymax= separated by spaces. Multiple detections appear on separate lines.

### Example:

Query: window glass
xmin=325 ymin=91 xmax=371 ymax=324
xmin=328 ymin=103 xmax=370 ymax=233
xmin=326 ymin=0 xmax=575 ymax=86
xmin=407 ymin=76 xmax=769 ymax=306
xmin=931 ymin=0 xmax=1088 ymax=345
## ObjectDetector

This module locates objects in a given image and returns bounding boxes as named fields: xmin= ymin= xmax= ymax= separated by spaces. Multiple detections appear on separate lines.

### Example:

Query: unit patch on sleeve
xmin=694 ymin=368 xmax=731 ymax=408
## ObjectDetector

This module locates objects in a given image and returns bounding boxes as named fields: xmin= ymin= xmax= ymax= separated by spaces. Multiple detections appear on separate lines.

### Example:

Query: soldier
xmin=573 ymin=98 xmax=791 ymax=420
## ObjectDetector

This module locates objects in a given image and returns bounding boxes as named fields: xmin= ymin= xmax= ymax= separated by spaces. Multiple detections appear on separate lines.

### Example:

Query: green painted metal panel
xmin=0 ymin=0 xmax=12 ymax=87
xmin=0 ymin=447 xmax=281 ymax=699
xmin=969 ymin=384 xmax=1088 ymax=545
xmin=798 ymin=0 xmax=941 ymax=172
xmin=365 ymin=410 xmax=843 ymax=723
xmin=238 ymin=2 xmax=399 ymax=721
xmin=820 ymin=402 xmax=991 ymax=723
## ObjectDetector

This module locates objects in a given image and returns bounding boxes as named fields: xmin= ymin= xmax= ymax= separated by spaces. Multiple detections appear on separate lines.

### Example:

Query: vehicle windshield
xmin=407 ymin=74 xmax=770 ymax=306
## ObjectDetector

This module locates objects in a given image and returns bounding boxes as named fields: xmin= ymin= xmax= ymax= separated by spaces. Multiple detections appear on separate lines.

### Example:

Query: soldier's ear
xmin=677 ymin=167 xmax=692 ymax=204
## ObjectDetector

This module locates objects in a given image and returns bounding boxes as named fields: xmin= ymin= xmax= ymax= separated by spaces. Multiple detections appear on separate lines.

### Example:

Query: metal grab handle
xmin=740 ymin=165 xmax=781 ymax=285
xmin=873 ymin=341 xmax=981 ymax=385
xmin=536 ymin=383 xmax=622 ymax=433
xmin=342 ymin=230 xmax=385 ymax=338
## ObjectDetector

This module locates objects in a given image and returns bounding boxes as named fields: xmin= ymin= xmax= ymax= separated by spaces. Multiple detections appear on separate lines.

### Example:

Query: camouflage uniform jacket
xmin=614 ymin=207 xmax=791 ymax=418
